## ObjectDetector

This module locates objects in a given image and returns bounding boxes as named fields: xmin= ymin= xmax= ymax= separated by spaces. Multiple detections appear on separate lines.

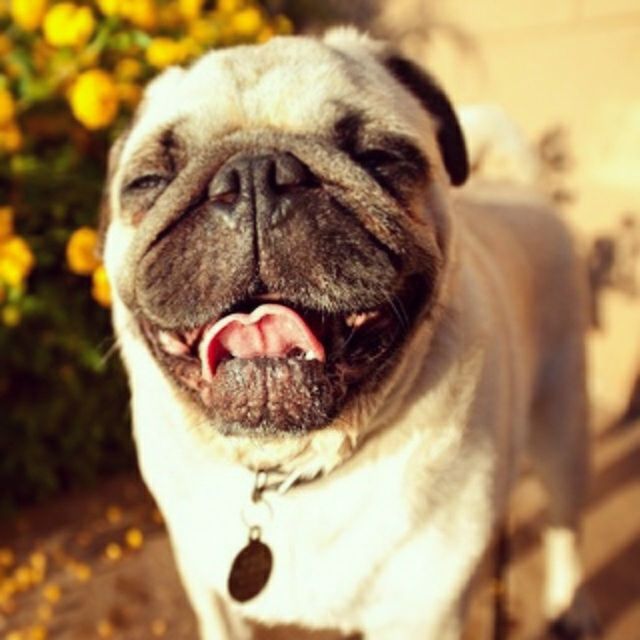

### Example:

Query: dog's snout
xmin=209 ymin=152 xmax=313 ymax=229
xmin=270 ymin=153 xmax=313 ymax=191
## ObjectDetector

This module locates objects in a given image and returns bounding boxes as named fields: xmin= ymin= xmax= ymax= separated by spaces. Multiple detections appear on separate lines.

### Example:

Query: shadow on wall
xmin=274 ymin=0 xmax=473 ymax=57
xmin=587 ymin=214 xmax=640 ymax=424
xmin=588 ymin=215 xmax=640 ymax=327
xmin=536 ymin=126 xmax=574 ymax=207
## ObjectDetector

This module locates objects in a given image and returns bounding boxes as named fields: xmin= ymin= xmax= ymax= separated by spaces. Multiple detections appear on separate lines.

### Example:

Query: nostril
xmin=271 ymin=154 xmax=314 ymax=193
xmin=208 ymin=153 xmax=316 ymax=231
xmin=209 ymin=167 xmax=240 ymax=205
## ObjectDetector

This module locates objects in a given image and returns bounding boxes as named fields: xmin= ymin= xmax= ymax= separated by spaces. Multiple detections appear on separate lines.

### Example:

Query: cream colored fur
xmin=103 ymin=29 xmax=596 ymax=639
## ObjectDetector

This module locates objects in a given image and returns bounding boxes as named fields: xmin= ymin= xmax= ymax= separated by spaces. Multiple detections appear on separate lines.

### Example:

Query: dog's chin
xmin=202 ymin=357 xmax=337 ymax=436
xmin=137 ymin=273 xmax=430 ymax=437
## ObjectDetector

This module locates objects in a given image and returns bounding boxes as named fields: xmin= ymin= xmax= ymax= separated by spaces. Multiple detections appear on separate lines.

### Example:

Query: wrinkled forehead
xmin=120 ymin=36 xmax=432 ymax=164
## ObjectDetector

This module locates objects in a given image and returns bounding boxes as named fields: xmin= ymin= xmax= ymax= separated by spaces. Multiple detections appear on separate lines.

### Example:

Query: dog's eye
xmin=124 ymin=174 xmax=169 ymax=192
xmin=355 ymin=149 xmax=400 ymax=170
xmin=354 ymin=143 xmax=428 ymax=205
xmin=355 ymin=148 xmax=413 ymax=189
xmin=121 ymin=174 xmax=172 ymax=224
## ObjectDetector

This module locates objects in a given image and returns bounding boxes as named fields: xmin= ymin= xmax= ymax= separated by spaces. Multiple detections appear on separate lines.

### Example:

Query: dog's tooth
xmin=346 ymin=311 xmax=379 ymax=328
xmin=345 ymin=313 xmax=359 ymax=328
xmin=158 ymin=330 xmax=189 ymax=356
xmin=183 ymin=328 xmax=200 ymax=345
xmin=305 ymin=351 xmax=317 ymax=361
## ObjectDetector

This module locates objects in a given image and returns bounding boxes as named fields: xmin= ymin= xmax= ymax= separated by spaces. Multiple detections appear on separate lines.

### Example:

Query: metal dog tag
xmin=228 ymin=528 xmax=273 ymax=603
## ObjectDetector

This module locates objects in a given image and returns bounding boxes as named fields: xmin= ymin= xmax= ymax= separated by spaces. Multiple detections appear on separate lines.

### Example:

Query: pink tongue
xmin=199 ymin=304 xmax=325 ymax=379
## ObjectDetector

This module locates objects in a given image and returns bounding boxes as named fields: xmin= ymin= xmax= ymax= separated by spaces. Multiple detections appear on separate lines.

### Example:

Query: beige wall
xmin=396 ymin=1 xmax=640 ymax=419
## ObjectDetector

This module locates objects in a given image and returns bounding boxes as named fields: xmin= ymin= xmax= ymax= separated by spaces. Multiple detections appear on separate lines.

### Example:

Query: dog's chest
xmin=249 ymin=467 xmax=414 ymax=622
xmin=156 ymin=437 xmax=419 ymax=628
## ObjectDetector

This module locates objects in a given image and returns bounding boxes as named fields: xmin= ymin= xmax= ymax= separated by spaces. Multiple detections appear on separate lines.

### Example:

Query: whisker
xmin=338 ymin=325 xmax=358 ymax=353
xmin=388 ymin=293 xmax=410 ymax=332
xmin=99 ymin=339 xmax=121 ymax=367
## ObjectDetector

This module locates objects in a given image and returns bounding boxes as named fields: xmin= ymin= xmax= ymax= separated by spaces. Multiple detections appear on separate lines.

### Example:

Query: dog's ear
xmin=97 ymin=127 xmax=130 ymax=256
xmin=322 ymin=29 xmax=467 ymax=185
xmin=383 ymin=55 xmax=469 ymax=186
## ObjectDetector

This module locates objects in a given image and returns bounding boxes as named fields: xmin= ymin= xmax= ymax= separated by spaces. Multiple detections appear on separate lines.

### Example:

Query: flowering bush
xmin=0 ymin=0 xmax=294 ymax=512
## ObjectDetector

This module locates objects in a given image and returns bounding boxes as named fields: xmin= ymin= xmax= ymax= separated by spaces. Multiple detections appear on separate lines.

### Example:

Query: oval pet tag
xmin=228 ymin=531 xmax=273 ymax=603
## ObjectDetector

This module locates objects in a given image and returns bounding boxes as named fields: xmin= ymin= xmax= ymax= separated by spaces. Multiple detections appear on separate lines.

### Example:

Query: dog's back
xmin=457 ymin=183 xmax=587 ymax=353
xmin=454 ymin=183 xmax=594 ymax=632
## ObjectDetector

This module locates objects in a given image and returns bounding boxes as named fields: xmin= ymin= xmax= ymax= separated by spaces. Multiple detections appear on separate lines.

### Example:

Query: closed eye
xmin=354 ymin=139 xmax=429 ymax=203
xmin=124 ymin=174 xmax=169 ymax=192
xmin=121 ymin=173 xmax=172 ymax=225
xmin=355 ymin=149 xmax=401 ymax=170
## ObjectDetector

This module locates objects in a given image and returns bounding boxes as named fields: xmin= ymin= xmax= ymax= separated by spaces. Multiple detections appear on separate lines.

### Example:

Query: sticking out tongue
xmin=199 ymin=304 xmax=325 ymax=380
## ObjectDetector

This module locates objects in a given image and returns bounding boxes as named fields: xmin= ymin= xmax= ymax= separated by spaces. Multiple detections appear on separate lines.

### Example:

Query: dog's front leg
xmin=187 ymin=584 xmax=252 ymax=640
xmin=360 ymin=603 xmax=463 ymax=640
xmin=356 ymin=529 xmax=482 ymax=640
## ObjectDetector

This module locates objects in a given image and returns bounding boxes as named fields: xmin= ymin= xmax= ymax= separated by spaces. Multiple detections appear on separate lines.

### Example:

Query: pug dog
xmin=101 ymin=28 xmax=596 ymax=640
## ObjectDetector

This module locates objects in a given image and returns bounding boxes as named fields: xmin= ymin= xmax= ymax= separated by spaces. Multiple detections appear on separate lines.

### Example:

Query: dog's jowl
xmin=102 ymin=28 xmax=597 ymax=640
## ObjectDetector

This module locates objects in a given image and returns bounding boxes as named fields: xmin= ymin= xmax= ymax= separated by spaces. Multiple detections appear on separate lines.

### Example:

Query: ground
xmin=1 ymin=416 xmax=639 ymax=640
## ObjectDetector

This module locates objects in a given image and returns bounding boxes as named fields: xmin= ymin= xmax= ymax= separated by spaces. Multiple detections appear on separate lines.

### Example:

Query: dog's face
xmin=103 ymin=29 xmax=467 ymax=443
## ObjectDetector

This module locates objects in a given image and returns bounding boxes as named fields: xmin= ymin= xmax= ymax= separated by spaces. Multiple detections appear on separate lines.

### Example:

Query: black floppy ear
xmin=383 ymin=55 xmax=469 ymax=186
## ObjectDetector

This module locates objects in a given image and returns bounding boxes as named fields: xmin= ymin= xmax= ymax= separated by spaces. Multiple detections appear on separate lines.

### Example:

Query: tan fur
xmin=103 ymin=29 xmax=596 ymax=639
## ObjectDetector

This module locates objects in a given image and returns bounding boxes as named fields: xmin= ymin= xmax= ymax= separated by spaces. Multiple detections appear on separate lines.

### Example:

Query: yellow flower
xmin=0 ymin=206 xmax=14 ymax=240
xmin=96 ymin=0 xmax=157 ymax=28
xmin=178 ymin=0 xmax=203 ymax=20
xmin=95 ymin=0 xmax=118 ymax=16
xmin=0 ymin=33 xmax=12 ymax=56
xmin=15 ymin=564 xmax=34 ymax=589
xmin=0 ymin=122 xmax=22 ymax=153
xmin=37 ymin=603 xmax=53 ymax=622
xmin=114 ymin=58 xmax=143 ymax=81
xmin=0 ymin=88 xmax=16 ymax=126
xmin=77 ymin=48 xmax=100 ymax=69
xmin=125 ymin=0 xmax=157 ymax=29
xmin=66 ymin=227 xmax=100 ymax=275
xmin=0 ymin=120 xmax=23 ymax=152
xmin=69 ymin=70 xmax=119 ymax=130
xmin=0 ymin=547 xmax=15 ymax=567
xmin=124 ymin=528 xmax=144 ymax=549
xmin=27 ymin=624 xmax=48 ymax=640
xmin=42 ymin=583 xmax=61 ymax=603
xmin=158 ymin=3 xmax=182 ymax=28
xmin=29 ymin=552 xmax=47 ymax=575
xmin=274 ymin=14 xmax=293 ymax=35
xmin=230 ymin=7 xmax=263 ymax=37
xmin=97 ymin=620 xmax=114 ymax=639
xmin=188 ymin=17 xmax=221 ymax=45
xmin=256 ymin=25 xmax=274 ymax=43
xmin=70 ymin=562 xmax=91 ymax=582
xmin=43 ymin=3 xmax=95 ymax=48
xmin=104 ymin=542 xmax=121 ymax=560
xmin=32 ymin=38 xmax=55 ymax=71
xmin=117 ymin=82 xmax=142 ymax=108
xmin=92 ymin=265 xmax=111 ymax=307
xmin=150 ymin=619 xmax=167 ymax=637
xmin=10 ymin=0 xmax=48 ymax=31
xmin=0 ymin=235 xmax=34 ymax=287
xmin=146 ymin=37 xmax=190 ymax=68
xmin=2 ymin=304 xmax=21 ymax=326
xmin=105 ymin=504 xmax=122 ymax=523
xmin=217 ymin=0 xmax=245 ymax=12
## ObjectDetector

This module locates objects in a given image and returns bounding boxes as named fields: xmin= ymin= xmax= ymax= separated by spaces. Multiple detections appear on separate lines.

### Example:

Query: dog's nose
xmin=209 ymin=152 xmax=313 ymax=229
